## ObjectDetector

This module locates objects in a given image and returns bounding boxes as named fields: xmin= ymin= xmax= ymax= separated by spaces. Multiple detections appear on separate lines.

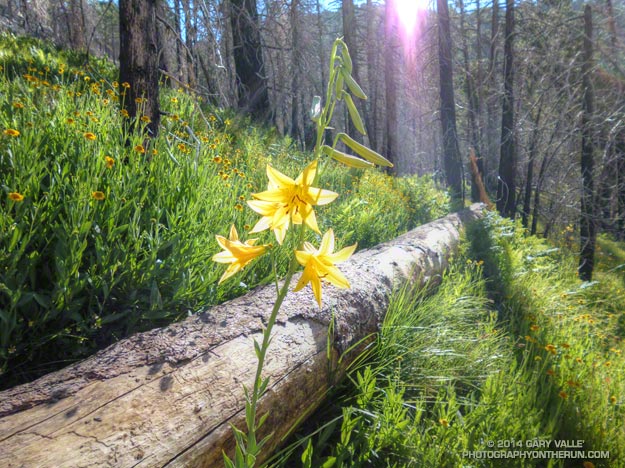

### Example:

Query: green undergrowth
xmin=0 ymin=34 xmax=448 ymax=388
xmin=271 ymin=213 xmax=625 ymax=467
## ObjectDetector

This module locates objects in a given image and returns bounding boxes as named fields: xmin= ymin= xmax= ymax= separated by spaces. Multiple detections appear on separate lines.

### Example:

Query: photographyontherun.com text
xmin=463 ymin=439 xmax=609 ymax=460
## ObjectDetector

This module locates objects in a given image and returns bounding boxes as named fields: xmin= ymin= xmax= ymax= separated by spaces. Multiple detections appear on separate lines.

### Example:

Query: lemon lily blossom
xmin=212 ymin=225 xmax=268 ymax=284
xmin=247 ymin=160 xmax=338 ymax=244
xmin=294 ymin=229 xmax=357 ymax=307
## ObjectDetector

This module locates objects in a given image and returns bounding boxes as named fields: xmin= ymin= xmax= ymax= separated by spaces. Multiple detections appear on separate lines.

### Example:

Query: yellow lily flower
xmin=212 ymin=225 xmax=267 ymax=284
xmin=247 ymin=160 xmax=338 ymax=244
xmin=294 ymin=229 xmax=357 ymax=307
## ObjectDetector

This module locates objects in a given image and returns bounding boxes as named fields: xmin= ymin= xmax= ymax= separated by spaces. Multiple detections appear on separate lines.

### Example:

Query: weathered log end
xmin=0 ymin=204 xmax=484 ymax=467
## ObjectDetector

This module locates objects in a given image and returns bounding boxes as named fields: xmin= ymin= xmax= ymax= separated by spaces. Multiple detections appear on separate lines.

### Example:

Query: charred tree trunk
xmin=366 ymin=0 xmax=379 ymax=153
xmin=182 ymin=0 xmax=196 ymax=88
xmin=384 ymin=0 xmax=399 ymax=171
xmin=0 ymin=207 xmax=484 ymax=468
xmin=119 ymin=0 xmax=161 ymax=136
xmin=496 ymin=0 xmax=516 ymax=218
xmin=522 ymin=105 xmax=542 ymax=229
xmin=290 ymin=0 xmax=303 ymax=143
xmin=69 ymin=0 xmax=87 ymax=51
xmin=618 ymin=139 xmax=625 ymax=240
xmin=459 ymin=0 xmax=482 ymax=203
xmin=343 ymin=0 xmax=367 ymax=142
xmin=484 ymin=0 xmax=500 ymax=193
xmin=230 ymin=0 xmax=270 ymax=120
xmin=531 ymin=153 xmax=548 ymax=236
xmin=579 ymin=4 xmax=596 ymax=281
xmin=437 ymin=0 xmax=464 ymax=206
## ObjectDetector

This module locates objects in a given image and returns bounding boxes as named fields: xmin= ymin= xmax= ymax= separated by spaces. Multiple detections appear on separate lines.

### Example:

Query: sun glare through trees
xmin=393 ymin=0 xmax=428 ymax=39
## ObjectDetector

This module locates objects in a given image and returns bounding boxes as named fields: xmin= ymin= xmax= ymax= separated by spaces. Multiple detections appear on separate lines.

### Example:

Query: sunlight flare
xmin=394 ymin=0 xmax=429 ymax=37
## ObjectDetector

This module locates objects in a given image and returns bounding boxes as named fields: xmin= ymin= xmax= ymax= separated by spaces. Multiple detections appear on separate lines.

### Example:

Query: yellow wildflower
xmin=545 ymin=344 xmax=557 ymax=355
xmin=13 ymin=102 xmax=24 ymax=109
xmin=84 ymin=132 xmax=97 ymax=141
xmin=212 ymin=225 xmax=267 ymax=284
xmin=120 ymin=109 xmax=129 ymax=118
xmin=248 ymin=160 xmax=338 ymax=244
xmin=105 ymin=156 xmax=115 ymax=168
xmin=141 ymin=115 xmax=151 ymax=123
xmin=135 ymin=144 xmax=146 ymax=154
xmin=558 ymin=391 xmax=568 ymax=400
xmin=91 ymin=191 xmax=105 ymax=201
xmin=294 ymin=229 xmax=356 ymax=307
xmin=3 ymin=128 xmax=20 ymax=137
xmin=122 ymin=82 xmax=131 ymax=89
xmin=439 ymin=418 xmax=449 ymax=427
xmin=8 ymin=192 xmax=24 ymax=202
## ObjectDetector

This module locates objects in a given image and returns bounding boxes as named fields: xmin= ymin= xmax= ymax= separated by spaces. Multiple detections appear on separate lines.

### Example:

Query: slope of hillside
xmin=0 ymin=34 xmax=449 ymax=389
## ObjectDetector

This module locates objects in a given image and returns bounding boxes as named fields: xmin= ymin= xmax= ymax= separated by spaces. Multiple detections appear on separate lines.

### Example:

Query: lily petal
xmin=295 ymin=249 xmax=313 ymax=266
xmin=229 ymin=224 xmax=239 ymax=242
xmin=267 ymin=165 xmax=295 ymax=187
xmin=296 ymin=160 xmax=318 ymax=186
xmin=212 ymin=251 xmax=237 ymax=263
xmin=306 ymin=187 xmax=338 ymax=206
xmin=324 ymin=266 xmax=350 ymax=289
xmin=310 ymin=273 xmax=322 ymax=307
xmin=303 ymin=206 xmax=321 ymax=234
xmin=253 ymin=188 xmax=291 ymax=203
xmin=318 ymin=229 xmax=335 ymax=256
xmin=273 ymin=224 xmax=288 ymax=244
xmin=216 ymin=235 xmax=229 ymax=250
xmin=219 ymin=263 xmax=242 ymax=284
xmin=293 ymin=266 xmax=311 ymax=292
xmin=250 ymin=216 xmax=273 ymax=234
xmin=328 ymin=243 xmax=357 ymax=263
xmin=248 ymin=199 xmax=279 ymax=216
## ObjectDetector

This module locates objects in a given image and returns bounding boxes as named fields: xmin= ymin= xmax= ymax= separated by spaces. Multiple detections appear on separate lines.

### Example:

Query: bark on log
xmin=0 ymin=205 xmax=484 ymax=467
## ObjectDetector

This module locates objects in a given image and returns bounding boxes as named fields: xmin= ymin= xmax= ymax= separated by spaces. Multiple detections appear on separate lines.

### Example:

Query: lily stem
xmin=245 ymin=224 xmax=307 ymax=461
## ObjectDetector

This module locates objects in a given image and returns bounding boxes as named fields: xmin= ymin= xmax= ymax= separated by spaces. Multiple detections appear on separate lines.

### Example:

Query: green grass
xmin=0 ymin=33 xmax=449 ymax=388
xmin=273 ymin=213 xmax=625 ymax=467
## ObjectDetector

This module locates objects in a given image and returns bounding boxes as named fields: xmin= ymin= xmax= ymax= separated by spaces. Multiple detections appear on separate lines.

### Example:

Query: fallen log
xmin=0 ymin=204 xmax=484 ymax=467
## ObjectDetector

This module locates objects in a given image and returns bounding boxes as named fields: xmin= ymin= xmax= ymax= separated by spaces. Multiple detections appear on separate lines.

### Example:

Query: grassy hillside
xmin=0 ymin=34 xmax=449 ymax=388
